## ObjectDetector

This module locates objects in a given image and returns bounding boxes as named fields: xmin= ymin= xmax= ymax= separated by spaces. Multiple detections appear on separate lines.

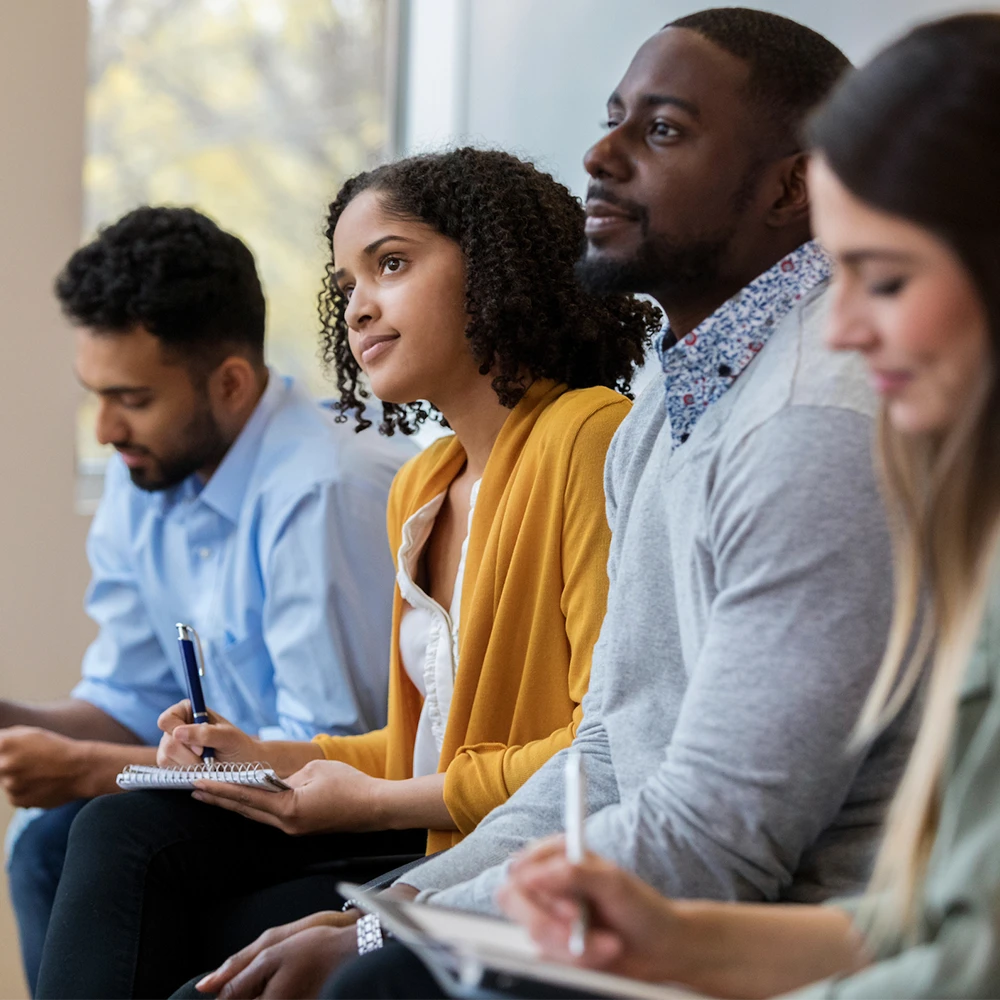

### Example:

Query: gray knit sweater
xmin=405 ymin=282 xmax=915 ymax=913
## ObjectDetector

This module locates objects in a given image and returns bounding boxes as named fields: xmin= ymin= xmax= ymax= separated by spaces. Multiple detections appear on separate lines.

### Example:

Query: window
xmin=78 ymin=0 xmax=400 ymax=507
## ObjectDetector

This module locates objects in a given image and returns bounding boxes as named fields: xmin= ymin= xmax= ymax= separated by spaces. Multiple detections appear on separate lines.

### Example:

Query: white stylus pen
xmin=564 ymin=748 xmax=588 ymax=957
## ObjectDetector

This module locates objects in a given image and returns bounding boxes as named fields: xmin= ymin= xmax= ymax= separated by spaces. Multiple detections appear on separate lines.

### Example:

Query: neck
xmin=655 ymin=235 xmax=810 ymax=339
xmin=196 ymin=368 xmax=269 ymax=482
xmin=658 ymin=277 xmax=750 ymax=341
xmin=435 ymin=376 xmax=513 ymax=479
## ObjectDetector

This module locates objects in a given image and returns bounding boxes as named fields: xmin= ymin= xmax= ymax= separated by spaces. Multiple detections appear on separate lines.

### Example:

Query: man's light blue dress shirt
xmin=71 ymin=371 xmax=416 ymax=745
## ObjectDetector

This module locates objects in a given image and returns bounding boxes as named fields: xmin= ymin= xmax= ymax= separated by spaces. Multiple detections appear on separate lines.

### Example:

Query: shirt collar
xmin=195 ymin=369 xmax=288 ymax=523
xmin=657 ymin=240 xmax=832 ymax=450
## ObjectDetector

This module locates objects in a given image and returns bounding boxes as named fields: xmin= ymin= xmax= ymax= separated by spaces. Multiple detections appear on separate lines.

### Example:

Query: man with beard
xmin=1 ymin=206 xmax=413 ymax=995
xmin=181 ymin=9 xmax=922 ymax=1000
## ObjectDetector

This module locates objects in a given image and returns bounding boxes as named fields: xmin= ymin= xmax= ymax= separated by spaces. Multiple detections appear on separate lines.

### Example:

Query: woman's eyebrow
xmin=841 ymin=248 xmax=917 ymax=266
xmin=363 ymin=234 xmax=415 ymax=256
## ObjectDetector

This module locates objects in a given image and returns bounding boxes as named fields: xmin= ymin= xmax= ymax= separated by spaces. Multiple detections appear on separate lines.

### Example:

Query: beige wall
xmin=0 ymin=2 xmax=92 ymax=996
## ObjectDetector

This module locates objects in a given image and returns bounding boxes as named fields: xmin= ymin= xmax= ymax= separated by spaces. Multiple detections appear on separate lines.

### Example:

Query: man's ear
xmin=766 ymin=151 xmax=811 ymax=230
xmin=208 ymin=354 xmax=261 ymax=415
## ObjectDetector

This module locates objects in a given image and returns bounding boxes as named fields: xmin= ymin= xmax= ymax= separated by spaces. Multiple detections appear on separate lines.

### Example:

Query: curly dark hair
xmin=318 ymin=147 xmax=662 ymax=434
xmin=55 ymin=205 xmax=265 ymax=371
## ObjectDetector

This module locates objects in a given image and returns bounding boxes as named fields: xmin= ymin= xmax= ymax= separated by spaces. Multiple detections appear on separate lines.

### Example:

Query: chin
xmin=366 ymin=373 xmax=424 ymax=408
xmin=887 ymin=399 xmax=951 ymax=437
xmin=582 ymin=235 xmax=639 ymax=261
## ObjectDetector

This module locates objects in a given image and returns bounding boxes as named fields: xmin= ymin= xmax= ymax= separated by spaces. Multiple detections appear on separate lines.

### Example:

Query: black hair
xmin=319 ymin=147 xmax=662 ymax=435
xmin=667 ymin=7 xmax=851 ymax=154
xmin=55 ymin=205 xmax=266 ymax=370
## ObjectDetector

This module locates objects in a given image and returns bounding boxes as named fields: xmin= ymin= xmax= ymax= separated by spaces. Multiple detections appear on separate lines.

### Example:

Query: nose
xmin=825 ymin=277 xmax=879 ymax=354
xmin=344 ymin=278 xmax=380 ymax=332
xmin=94 ymin=399 xmax=128 ymax=447
xmin=583 ymin=125 xmax=632 ymax=183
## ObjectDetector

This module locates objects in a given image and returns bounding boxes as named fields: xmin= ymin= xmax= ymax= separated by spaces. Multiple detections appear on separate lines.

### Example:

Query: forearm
xmin=76 ymin=741 xmax=158 ymax=796
xmin=670 ymin=901 xmax=867 ymax=999
xmin=372 ymin=772 xmax=456 ymax=831
xmin=0 ymin=698 xmax=142 ymax=743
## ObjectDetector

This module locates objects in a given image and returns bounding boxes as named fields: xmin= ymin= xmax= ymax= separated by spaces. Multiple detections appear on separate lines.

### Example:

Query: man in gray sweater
xmin=395 ymin=11 xmax=912 ymax=916
xmin=200 ymin=11 xmax=918 ymax=997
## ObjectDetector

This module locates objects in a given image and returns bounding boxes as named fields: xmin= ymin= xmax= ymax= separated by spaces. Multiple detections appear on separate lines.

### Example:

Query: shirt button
xmin=199 ymin=547 xmax=211 ymax=559
xmin=718 ymin=364 xmax=732 ymax=377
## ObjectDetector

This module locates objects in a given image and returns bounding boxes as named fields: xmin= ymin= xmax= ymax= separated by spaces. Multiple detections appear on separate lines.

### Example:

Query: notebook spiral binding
xmin=116 ymin=761 xmax=290 ymax=791
xmin=119 ymin=762 xmax=270 ymax=784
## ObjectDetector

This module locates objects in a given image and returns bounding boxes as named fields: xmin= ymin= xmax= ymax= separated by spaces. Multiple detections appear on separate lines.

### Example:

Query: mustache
xmin=585 ymin=183 xmax=650 ymax=229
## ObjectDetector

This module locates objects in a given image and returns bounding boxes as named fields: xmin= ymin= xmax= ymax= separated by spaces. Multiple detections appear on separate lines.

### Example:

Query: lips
xmin=584 ymin=199 xmax=638 ymax=234
xmin=359 ymin=333 xmax=400 ymax=366
xmin=870 ymin=369 xmax=914 ymax=395
xmin=116 ymin=449 xmax=148 ymax=468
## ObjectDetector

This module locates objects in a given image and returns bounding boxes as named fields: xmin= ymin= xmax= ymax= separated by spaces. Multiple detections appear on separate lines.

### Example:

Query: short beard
xmin=577 ymin=157 xmax=763 ymax=304
xmin=575 ymin=232 xmax=731 ymax=302
xmin=127 ymin=404 xmax=230 ymax=492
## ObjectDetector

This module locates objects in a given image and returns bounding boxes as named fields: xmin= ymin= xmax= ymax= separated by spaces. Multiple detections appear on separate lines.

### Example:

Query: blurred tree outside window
xmin=77 ymin=0 xmax=398 ymax=507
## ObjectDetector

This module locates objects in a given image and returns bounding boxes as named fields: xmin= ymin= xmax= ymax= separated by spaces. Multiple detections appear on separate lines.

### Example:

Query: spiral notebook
xmin=116 ymin=763 xmax=291 ymax=792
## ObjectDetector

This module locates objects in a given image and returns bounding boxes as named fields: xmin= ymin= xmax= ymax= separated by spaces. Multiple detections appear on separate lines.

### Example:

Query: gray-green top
xmin=791 ymin=571 xmax=1000 ymax=998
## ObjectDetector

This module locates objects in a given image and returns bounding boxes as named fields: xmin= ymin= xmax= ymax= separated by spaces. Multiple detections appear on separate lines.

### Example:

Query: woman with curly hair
xmin=35 ymin=148 xmax=659 ymax=999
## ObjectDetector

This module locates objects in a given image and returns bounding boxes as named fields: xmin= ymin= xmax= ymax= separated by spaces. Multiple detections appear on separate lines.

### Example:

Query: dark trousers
xmin=6 ymin=799 xmax=90 ymax=996
xmin=323 ymin=941 xmax=607 ymax=1000
xmin=33 ymin=791 xmax=425 ymax=999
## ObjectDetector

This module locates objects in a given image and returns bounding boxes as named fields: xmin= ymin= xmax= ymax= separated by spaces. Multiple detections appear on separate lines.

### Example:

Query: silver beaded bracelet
xmin=356 ymin=912 xmax=385 ymax=954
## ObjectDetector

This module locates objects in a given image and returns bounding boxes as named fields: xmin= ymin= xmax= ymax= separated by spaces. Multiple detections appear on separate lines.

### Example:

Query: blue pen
xmin=175 ymin=623 xmax=214 ymax=768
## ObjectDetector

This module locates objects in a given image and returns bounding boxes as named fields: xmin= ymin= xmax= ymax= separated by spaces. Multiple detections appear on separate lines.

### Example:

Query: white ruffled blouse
xmin=395 ymin=479 xmax=481 ymax=778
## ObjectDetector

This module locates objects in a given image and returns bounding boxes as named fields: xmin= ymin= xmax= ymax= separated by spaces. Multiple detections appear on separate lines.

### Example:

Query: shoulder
xmin=736 ymin=283 xmax=875 ymax=423
xmin=252 ymin=379 xmax=415 ymax=503
xmin=532 ymin=386 xmax=632 ymax=457
xmin=388 ymin=434 xmax=457 ymax=503
xmin=715 ymin=284 xmax=876 ymax=463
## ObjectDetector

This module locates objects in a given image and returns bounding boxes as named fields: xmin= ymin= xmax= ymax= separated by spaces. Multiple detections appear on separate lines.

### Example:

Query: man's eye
xmin=650 ymin=120 xmax=679 ymax=138
xmin=121 ymin=398 xmax=151 ymax=411
xmin=601 ymin=118 xmax=623 ymax=131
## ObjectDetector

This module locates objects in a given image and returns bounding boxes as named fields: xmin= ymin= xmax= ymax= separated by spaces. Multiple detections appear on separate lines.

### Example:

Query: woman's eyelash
xmin=871 ymin=277 xmax=907 ymax=296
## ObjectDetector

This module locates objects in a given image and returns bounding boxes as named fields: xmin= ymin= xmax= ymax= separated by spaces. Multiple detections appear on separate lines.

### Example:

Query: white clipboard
xmin=338 ymin=882 xmax=700 ymax=1000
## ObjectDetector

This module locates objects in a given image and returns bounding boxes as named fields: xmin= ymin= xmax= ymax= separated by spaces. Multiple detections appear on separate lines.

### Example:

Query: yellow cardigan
xmin=313 ymin=379 xmax=629 ymax=852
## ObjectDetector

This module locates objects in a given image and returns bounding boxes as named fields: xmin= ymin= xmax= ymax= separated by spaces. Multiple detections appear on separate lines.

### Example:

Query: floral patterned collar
xmin=656 ymin=240 xmax=832 ymax=450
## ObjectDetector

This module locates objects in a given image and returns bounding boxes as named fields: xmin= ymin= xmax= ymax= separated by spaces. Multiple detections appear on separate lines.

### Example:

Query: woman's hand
xmin=191 ymin=758 xmax=384 ymax=834
xmin=502 ymin=839 xmax=869 ymax=999
xmin=157 ymin=700 xmax=260 ymax=768
xmin=195 ymin=911 xmax=358 ymax=997
xmin=498 ymin=837 xmax=688 ymax=984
